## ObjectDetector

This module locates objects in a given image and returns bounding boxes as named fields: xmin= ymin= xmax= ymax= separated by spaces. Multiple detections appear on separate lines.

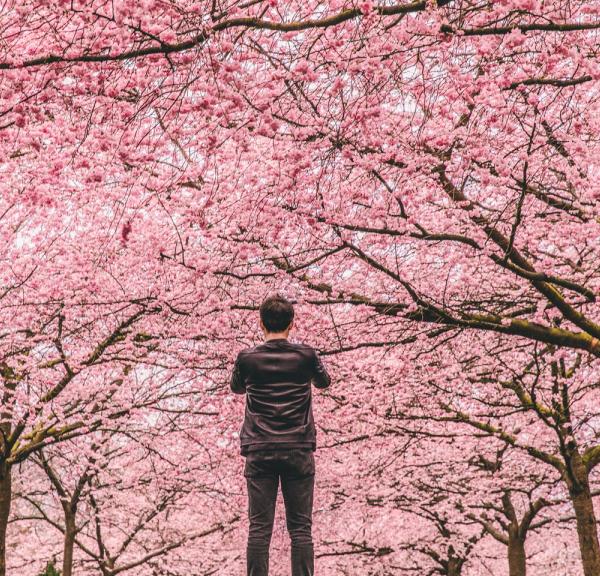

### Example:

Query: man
xmin=230 ymin=293 xmax=331 ymax=576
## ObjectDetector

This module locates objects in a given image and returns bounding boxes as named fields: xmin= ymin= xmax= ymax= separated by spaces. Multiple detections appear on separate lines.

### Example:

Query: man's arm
xmin=311 ymin=349 xmax=331 ymax=389
xmin=230 ymin=354 xmax=246 ymax=394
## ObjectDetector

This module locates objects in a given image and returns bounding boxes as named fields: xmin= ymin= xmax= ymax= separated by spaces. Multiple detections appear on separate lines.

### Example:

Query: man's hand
xmin=230 ymin=355 xmax=246 ymax=394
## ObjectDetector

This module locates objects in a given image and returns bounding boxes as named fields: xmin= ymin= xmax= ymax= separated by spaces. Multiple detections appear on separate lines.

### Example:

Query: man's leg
xmin=280 ymin=449 xmax=315 ymax=576
xmin=245 ymin=453 xmax=279 ymax=576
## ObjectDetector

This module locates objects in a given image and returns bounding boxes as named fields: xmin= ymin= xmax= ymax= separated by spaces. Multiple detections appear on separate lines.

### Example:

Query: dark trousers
xmin=244 ymin=448 xmax=315 ymax=576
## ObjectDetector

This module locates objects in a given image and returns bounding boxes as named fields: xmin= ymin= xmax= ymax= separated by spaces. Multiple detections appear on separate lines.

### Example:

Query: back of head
xmin=260 ymin=293 xmax=294 ymax=333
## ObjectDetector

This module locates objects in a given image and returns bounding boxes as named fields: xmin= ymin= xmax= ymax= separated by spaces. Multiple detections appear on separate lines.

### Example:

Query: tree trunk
xmin=63 ymin=512 xmax=76 ymax=576
xmin=0 ymin=461 xmax=12 ymax=576
xmin=507 ymin=532 xmax=526 ymax=576
xmin=567 ymin=451 xmax=600 ymax=576
xmin=447 ymin=556 xmax=462 ymax=576
xmin=571 ymin=486 xmax=600 ymax=576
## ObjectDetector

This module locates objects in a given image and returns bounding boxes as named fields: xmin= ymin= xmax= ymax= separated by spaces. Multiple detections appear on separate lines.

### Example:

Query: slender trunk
xmin=0 ymin=461 xmax=11 ymax=576
xmin=571 ymin=486 xmax=600 ymax=576
xmin=63 ymin=512 xmax=76 ymax=576
xmin=447 ymin=556 xmax=462 ymax=576
xmin=567 ymin=451 xmax=600 ymax=576
xmin=507 ymin=531 xmax=526 ymax=576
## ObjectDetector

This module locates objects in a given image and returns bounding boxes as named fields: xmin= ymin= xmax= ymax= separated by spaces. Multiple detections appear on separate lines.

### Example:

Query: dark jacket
xmin=230 ymin=338 xmax=331 ymax=455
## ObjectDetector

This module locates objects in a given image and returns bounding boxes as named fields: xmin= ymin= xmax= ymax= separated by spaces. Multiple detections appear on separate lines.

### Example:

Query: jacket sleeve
xmin=230 ymin=354 xmax=247 ymax=395
xmin=311 ymin=349 xmax=331 ymax=389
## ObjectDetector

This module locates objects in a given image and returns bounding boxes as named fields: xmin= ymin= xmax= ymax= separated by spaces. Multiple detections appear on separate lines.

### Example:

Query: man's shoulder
xmin=237 ymin=346 xmax=256 ymax=356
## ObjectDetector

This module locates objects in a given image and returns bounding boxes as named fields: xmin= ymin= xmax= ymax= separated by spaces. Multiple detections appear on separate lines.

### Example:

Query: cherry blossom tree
xmin=1 ymin=1 xmax=599 ymax=574
xmin=10 ymin=415 xmax=239 ymax=575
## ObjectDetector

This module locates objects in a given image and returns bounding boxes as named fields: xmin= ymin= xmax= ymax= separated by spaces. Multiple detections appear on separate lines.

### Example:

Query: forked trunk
xmin=447 ymin=556 xmax=462 ymax=576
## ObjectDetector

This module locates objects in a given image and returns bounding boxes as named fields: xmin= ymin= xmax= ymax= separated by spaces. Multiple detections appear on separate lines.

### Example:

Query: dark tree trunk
xmin=0 ymin=461 xmax=11 ymax=576
xmin=447 ymin=556 xmax=462 ymax=576
xmin=507 ymin=531 xmax=526 ymax=576
xmin=571 ymin=485 xmax=600 ymax=576
xmin=63 ymin=512 xmax=76 ymax=576
xmin=567 ymin=451 xmax=600 ymax=576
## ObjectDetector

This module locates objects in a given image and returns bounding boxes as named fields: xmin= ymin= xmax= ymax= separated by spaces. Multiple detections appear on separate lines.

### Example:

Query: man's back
xmin=233 ymin=293 xmax=331 ymax=576
xmin=231 ymin=338 xmax=331 ymax=455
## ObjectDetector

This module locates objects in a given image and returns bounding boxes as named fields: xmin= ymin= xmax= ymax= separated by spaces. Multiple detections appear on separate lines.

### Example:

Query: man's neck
xmin=264 ymin=334 xmax=288 ymax=341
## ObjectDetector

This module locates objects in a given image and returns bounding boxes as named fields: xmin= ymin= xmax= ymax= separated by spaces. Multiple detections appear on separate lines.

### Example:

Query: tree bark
xmin=0 ymin=461 xmax=11 ymax=576
xmin=447 ymin=556 xmax=462 ymax=576
xmin=507 ymin=531 xmax=527 ymax=576
xmin=63 ymin=512 xmax=76 ymax=576
xmin=567 ymin=451 xmax=600 ymax=576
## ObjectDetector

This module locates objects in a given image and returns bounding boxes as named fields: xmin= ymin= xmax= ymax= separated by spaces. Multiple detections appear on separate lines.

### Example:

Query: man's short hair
xmin=260 ymin=293 xmax=294 ymax=333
